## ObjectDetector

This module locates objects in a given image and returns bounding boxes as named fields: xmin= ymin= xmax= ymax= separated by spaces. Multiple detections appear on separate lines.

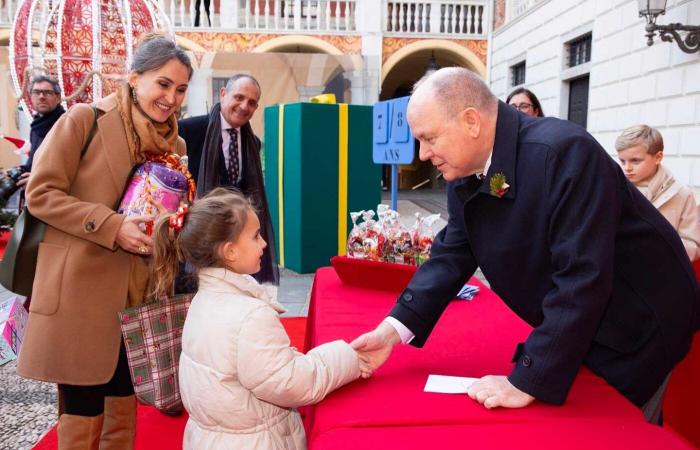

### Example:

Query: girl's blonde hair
xmin=151 ymin=188 xmax=254 ymax=297
xmin=615 ymin=125 xmax=664 ymax=155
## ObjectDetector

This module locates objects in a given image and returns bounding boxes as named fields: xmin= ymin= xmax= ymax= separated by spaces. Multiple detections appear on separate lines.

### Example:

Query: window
xmin=510 ymin=61 xmax=526 ymax=87
xmin=567 ymin=33 xmax=592 ymax=68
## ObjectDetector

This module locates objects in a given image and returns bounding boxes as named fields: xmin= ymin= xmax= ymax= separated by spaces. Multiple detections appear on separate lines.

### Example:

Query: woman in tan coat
xmin=151 ymin=189 xmax=364 ymax=449
xmin=17 ymin=36 xmax=192 ymax=449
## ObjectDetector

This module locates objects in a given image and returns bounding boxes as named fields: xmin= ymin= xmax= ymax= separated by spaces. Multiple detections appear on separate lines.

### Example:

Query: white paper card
xmin=424 ymin=374 xmax=478 ymax=394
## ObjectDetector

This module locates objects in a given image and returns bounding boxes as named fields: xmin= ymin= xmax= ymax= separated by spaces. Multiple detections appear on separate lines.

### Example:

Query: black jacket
xmin=390 ymin=101 xmax=699 ymax=407
xmin=24 ymin=105 xmax=66 ymax=171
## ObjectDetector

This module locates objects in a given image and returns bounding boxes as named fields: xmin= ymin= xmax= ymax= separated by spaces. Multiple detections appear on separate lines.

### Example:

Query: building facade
xmin=491 ymin=0 xmax=700 ymax=187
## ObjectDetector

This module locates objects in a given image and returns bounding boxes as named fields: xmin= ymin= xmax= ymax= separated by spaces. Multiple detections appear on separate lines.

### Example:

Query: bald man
xmin=352 ymin=68 xmax=699 ymax=423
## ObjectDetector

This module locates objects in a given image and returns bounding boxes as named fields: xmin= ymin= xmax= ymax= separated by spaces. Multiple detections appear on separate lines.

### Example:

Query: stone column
xmin=185 ymin=67 xmax=213 ymax=117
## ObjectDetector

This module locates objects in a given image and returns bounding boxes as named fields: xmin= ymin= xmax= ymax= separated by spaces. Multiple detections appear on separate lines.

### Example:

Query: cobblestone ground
xmin=0 ymin=360 xmax=56 ymax=450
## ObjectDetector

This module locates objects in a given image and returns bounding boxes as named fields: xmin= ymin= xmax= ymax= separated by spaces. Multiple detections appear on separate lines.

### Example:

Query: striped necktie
xmin=227 ymin=128 xmax=239 ymax=185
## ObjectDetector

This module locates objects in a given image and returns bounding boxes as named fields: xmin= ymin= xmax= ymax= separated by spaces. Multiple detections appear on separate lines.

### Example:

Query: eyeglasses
xmin=510 ymin=102 xmax=533 ymax=112
xmin=31 ymin=89 xmax=57 ymax=97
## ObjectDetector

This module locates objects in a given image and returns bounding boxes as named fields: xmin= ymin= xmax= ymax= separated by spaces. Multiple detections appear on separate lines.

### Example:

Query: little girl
xmin=152 ymin=188 xmax=361 ymax=449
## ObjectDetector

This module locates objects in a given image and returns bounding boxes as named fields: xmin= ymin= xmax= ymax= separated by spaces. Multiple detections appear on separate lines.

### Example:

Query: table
xmin=302 ymin=260 xmax=694 ymax=449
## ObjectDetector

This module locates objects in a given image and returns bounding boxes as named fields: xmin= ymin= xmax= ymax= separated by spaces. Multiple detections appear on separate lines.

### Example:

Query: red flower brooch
xmin=489 ymin=172 xmax=510 ymax=198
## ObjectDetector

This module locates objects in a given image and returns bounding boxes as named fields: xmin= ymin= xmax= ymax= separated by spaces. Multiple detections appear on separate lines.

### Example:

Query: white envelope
xmin=424 ymin=374 xmax=478 ymax=394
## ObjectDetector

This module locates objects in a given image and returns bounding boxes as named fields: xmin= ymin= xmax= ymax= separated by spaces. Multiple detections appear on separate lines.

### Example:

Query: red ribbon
xmin=169 ymin=204 xmax=189 ymax=233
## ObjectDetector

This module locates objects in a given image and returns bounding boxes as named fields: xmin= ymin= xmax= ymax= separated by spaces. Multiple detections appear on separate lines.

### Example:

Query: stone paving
xmin=0 ymin=192 xmax=461 ymax=449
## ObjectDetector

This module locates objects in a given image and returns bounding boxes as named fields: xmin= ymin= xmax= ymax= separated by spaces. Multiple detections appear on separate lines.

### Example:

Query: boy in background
xmin=616 ymin=125 xmax=700 ymax=261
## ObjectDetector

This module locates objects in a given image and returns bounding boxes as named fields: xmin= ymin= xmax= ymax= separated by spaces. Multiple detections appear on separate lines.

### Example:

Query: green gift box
xmin=264 ymin=102 xmax=381 ymax=274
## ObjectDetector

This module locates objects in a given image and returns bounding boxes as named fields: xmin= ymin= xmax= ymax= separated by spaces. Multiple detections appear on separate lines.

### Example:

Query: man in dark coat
xmin=352 ymin=68 xmax=699 ymax=423
xmin=16 ymin=75 xmax=65 ymax=189
xmin=178 ymin=74 xmax=279 ymax=285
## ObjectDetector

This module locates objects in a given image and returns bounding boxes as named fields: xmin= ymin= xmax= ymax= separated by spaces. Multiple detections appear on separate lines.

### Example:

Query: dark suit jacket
xmin=177 ymin=114 xmax=260 ymax=189
xmin=390 ymin=101 xmax=699 ymax=407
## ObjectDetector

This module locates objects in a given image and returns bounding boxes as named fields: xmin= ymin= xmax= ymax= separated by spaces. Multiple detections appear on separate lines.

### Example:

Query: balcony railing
xmin=384 ymin=0 xmax=489 ymax=38
xmin=158 ymin=0 xmax=357 ymax=33
xmin=0 ymin=0 xmax=18 ymax=25
xmin=1 ymin=0 xmax=490 ymax=39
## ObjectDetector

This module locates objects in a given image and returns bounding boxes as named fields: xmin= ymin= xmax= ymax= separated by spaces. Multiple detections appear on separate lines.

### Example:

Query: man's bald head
xmin=413 ymin=67 xmax=498 ymax=120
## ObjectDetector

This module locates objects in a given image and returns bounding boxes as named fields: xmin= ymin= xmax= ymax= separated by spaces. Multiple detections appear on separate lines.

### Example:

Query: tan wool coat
xmin=639 ymin=165 xmax=700 ymax=261
xmin=17 ymin=93 xmax=186 ymax=385
xmin=179 ymin=268 xmax=359 ymax=450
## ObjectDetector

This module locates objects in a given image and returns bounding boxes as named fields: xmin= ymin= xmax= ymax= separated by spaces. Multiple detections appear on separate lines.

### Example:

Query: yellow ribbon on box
xmin=337 ymin=104 xmax=349 ymax=256
xmin=276 ymin=103 xmax=350 ymax=266
xmin=278 ymin=104 xmax=285 ymax=267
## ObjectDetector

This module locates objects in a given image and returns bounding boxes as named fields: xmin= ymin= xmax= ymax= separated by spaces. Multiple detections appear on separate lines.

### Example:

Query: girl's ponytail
xmin=151 ymin=210 xmax=184 ymax=298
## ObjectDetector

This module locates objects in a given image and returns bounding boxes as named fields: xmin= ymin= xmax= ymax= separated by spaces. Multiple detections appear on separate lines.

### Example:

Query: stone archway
xmin=381 ymin=39 xmax=486 ymax=99
xmin=252 ymin=35 xmax=343 ymax=55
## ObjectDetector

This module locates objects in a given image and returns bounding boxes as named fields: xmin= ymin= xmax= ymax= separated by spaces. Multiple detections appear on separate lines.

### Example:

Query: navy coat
xmin=390 ymin=101 xmax=699 ymax=407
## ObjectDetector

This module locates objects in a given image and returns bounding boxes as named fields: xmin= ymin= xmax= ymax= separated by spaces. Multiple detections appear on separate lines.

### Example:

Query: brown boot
xmin=99 ymin=395 xmax=137 ymax=450
xmin=57 ymin=413 xmax=103 ymax=450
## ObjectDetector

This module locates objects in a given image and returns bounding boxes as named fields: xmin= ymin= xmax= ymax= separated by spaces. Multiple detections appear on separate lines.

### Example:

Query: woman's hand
xmin=116 ymin=215 xmax=155 ymax=255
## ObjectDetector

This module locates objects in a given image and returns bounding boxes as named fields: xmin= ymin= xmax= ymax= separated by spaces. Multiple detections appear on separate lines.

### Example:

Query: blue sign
xmin=372 ymin=96 xmax=414 ymax=165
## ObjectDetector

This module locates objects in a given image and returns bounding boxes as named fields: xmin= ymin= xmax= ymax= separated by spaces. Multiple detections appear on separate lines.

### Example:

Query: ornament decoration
xmin=9 ymin=0 xmax=173 ymax=118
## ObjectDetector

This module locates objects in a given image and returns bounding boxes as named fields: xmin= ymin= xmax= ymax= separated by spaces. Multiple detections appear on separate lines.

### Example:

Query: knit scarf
xmin=116 ymin=83 xmax=181 ymax=306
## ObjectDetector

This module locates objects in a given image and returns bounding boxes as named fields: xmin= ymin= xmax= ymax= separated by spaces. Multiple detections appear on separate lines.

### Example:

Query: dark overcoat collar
xmin=456 ymin=101 xmax=520 ymax=204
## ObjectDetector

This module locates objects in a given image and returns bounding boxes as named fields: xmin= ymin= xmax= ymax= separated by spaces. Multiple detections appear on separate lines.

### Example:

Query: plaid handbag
xmin=118 ymin=294 xmax=193 ymax=414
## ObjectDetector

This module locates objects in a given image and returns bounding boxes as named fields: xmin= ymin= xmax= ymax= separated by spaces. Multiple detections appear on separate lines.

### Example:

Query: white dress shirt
xmin=220 ymin=113 xmax=243 ymax=185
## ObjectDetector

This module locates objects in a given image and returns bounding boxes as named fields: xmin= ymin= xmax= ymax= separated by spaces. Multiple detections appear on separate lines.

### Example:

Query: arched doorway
xmin=380 ymin=39 xmax=486 ymax=191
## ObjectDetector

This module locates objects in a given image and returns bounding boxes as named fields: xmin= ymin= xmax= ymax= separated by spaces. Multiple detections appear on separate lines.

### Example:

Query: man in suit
xmin=178 ymin=74 xmax=279 ymax=284
xmin=352 ymin=67 xmax=699 ymax=423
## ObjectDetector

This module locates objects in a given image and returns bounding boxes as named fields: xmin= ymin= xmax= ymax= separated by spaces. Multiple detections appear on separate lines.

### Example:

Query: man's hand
xmin=351 ymin=321 xmax=401 ymax=379
xmin=16 ymin=171 xmax=30 ymax=188
xmin=116 ymin=215 xmax=154 ymax=255
xmin=467 ymin=375 xmax=535 ymax=409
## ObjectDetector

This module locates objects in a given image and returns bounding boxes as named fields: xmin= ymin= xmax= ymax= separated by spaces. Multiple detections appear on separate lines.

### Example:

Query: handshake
xmin=350 ymin=320 xmax=536 ymax=409
xmin=352 ymin=321 xmax=401 ymax=379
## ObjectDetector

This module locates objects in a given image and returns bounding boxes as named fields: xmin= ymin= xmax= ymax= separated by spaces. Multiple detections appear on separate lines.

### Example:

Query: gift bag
xmin=0 ymin=296 xmax=28 ymax=366
xmin=118 ymin=294 xmax=193 ymax=414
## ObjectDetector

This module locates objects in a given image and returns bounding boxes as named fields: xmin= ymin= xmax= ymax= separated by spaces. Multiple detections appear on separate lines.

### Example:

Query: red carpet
xmin=662 ymin=259 xmax=700 ymax=449
xmin=0 ymin=230 xmax=8 ymax=260
xmin=32 ymin=316 xmax=307 ymax=450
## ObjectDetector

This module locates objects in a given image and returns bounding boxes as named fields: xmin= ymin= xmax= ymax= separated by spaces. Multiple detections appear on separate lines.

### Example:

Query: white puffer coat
xmin=179 ymin=268 xmax=359 ymax=449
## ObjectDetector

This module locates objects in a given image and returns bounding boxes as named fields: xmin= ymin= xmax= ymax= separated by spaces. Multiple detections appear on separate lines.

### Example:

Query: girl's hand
xmin=116 ymin=215 xmax=155 ymax=255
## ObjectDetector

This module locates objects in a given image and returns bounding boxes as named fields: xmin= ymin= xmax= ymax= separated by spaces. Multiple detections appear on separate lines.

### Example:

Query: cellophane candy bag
xmin=414 ymin=213 xmax=440 ymax=266
xmin=380 ymin=206 xmax=414 ymax=265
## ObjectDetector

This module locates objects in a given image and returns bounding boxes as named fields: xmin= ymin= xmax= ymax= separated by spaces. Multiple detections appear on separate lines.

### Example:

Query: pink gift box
xmin=0 ymin=296 xmax=28 ymax=365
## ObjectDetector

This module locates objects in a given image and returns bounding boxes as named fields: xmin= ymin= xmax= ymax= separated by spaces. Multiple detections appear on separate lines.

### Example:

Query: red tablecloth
xmin=304 ymin=264 xmax=693 ymax=449
xmin=311 ymin=422 xmax=693 ymax=450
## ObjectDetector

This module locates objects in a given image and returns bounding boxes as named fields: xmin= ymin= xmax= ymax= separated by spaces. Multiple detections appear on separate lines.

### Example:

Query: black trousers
xmin=58 ymin=341 xmax=134 ymax=416
xmin=194 ymin=0 xmax=211 ymax=26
